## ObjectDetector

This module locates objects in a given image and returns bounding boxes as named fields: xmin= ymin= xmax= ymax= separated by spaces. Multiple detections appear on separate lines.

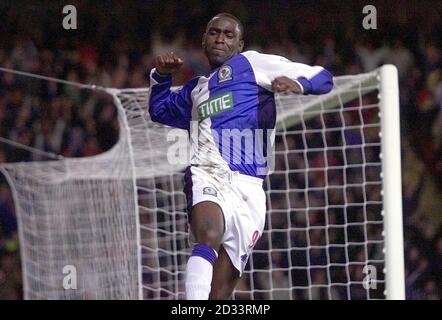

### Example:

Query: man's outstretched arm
xmin=271 ymin=72 xmax=333 ymax=95
xmin=148 ymin=52 xmax=197 ymax=130
xmin=242 ymin=50 xmax=333 ymax=96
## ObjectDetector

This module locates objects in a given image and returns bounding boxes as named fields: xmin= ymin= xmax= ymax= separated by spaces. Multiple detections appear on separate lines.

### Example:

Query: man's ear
xmin=238 ymin=39 xmax=245 ymax=52
xmin=202 ymin=32 xmax=207 ymax=48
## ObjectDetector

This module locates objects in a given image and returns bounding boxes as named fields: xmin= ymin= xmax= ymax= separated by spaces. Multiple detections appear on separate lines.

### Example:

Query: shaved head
xmin=207 ymin=13 xmax=244 ymax=40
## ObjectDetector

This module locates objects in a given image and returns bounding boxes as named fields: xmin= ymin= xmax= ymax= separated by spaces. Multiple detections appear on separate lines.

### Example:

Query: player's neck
xmin=208 ymin=52 xmax=239 ymax=70
xmin=209 ymin=62 xmax=222 ymax=71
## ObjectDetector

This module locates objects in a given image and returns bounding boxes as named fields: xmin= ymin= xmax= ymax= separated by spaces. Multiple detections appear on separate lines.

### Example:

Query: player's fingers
xmin=172 ymin=52 xmax=179 ymax=63
xmin=169 ymin=52 xmax=176 ymax=64
xmin=157 ymin=55 xmax=165 ymax=67
xmin=171 ymin=52 xmax=183 ymax=66
xmin=272 ymin=80 xmax=287 ymax=92
xmin=169 ymin=53 xmax=176 ymax=63
xmin=272 ymin=78 xmax=283 ymax=86
xmin=175 ymin=58 xmax=184 ymax=66
xmin=164 ymin=53 xmax=172 ymax=64
xmin=169 ymin=53 xmax=176 ymax=64
xmin=273 ymin=76 xmax=291 ymax=87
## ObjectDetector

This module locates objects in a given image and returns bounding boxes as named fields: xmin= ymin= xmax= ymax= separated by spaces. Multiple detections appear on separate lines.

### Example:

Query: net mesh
xmin=1 ymin=69 xmax=388 ymax=299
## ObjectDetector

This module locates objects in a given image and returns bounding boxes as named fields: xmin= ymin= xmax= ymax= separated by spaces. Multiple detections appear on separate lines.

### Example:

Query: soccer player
xmin=148 ymin=13 xmax=333 ymax=300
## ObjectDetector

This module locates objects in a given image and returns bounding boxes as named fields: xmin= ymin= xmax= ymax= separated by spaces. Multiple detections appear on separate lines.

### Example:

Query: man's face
xmin=202 ymin=16 xmax=244 ymax=69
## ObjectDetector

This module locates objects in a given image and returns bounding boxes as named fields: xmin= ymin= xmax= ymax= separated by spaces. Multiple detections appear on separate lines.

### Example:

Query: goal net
xmin=0 ymin=65 xmax=404 ymax=300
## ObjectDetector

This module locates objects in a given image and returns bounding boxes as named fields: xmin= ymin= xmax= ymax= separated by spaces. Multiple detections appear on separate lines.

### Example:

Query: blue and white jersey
xmin=148 ymin=50 xmax=333 ymax=179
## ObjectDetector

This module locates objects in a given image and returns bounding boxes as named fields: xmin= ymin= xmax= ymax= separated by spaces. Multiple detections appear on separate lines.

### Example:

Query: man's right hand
xmin=155 ymin=52 xmax=184 ymax=75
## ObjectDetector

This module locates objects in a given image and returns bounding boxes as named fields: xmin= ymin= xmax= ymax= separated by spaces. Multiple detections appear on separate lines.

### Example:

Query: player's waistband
xmin=190 ymin=165 xmax=263 ymax=185
xmin=230 ymin=170 xmax=264 ymax=185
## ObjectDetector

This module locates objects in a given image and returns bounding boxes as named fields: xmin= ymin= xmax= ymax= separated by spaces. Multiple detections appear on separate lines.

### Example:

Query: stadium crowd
xmin=0 ymin=1 xmax=441 ymax=299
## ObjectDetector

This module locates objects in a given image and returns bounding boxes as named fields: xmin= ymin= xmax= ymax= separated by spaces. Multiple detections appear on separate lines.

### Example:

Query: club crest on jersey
xmin=203 ymin=187 xmax=217 ymax=197
xmin=218 ymin=65 xmax=233 ymax=83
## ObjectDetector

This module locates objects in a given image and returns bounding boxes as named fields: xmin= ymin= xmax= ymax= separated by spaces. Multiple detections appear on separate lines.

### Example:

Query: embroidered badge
xmin=218 ymin=65 xmax=233 ymax=83
xmin=203 ymin=187 xmax=218 ymax=197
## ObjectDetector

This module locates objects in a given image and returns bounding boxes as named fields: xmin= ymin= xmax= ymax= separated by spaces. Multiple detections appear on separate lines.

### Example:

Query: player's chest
xmin=191 ymin=72 xmax=255 ymax=122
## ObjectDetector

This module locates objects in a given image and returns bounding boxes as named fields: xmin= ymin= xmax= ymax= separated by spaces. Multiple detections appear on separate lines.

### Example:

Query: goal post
xmin=0 ymin=65 xmax=405 ymax=300
xmin=379 ymin=65 xmax=405 ymax=300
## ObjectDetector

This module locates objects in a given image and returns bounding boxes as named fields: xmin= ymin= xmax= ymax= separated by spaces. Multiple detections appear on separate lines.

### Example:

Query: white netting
xmin=0 ymin=110 xmax=141 ymax=299
xmin=242 ymin=71 xmax=385 ymax=300
xmin=1 ymin=68 xmax=394 ymax=299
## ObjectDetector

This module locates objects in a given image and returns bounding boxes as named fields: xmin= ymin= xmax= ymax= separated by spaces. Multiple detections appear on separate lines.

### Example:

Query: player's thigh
xmin=190 ymin=201 xmax=225 ymax=250
xmin=209 ymin=245 xmax=240 ymax=300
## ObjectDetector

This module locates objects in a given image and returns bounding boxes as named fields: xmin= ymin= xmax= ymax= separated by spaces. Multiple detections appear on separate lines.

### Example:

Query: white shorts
xmin=184 ymin=165 xmax=266 ymax=275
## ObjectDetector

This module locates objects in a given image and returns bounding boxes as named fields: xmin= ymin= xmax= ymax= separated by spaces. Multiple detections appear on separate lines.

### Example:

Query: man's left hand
xmin=271 ymin=76 xmax=302 ymax=95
